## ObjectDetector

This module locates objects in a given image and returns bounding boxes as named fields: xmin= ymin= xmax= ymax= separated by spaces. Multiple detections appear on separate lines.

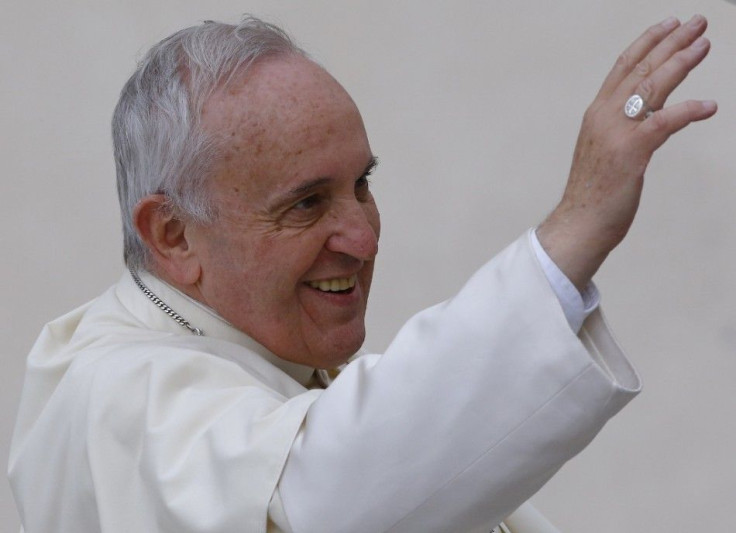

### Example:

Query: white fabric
xmin=9 ymin=230 xmax=640 ymax=532
xmin=503 ymin=502 xmax=561 ymax=533
xmin=530 ymin=230 xmax=599 ymax=333
xmin=9 ymin=272 xmax=319 ymax=532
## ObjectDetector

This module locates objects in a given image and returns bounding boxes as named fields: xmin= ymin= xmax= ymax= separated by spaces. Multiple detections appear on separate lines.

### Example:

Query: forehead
xmin=200 ymin=55 xmax=370 ymax=198
xmin=201 ymin=56 xmax=359 ymax=148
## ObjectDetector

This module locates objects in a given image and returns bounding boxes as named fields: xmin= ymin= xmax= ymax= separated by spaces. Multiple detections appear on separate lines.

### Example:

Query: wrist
xmin=536 ymin=212 xmax=610 ymax=292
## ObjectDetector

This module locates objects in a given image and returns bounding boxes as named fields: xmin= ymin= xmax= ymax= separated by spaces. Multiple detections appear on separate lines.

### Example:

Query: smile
xmin=307 ymin=275 xmax=357 ymax=293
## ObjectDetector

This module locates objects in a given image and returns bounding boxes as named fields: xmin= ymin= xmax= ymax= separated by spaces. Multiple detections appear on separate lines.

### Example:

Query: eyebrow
xmin=270 ymin=156 xmax=379 ymax=210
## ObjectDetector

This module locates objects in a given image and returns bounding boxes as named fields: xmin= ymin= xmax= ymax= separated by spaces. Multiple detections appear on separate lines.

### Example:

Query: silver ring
xmin=624 ymin=94 xmax=652 ymax=119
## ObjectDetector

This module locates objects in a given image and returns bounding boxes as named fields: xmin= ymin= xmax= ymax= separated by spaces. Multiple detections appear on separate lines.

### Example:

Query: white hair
xmin=112 ymin=15 xmax=305 ymax=270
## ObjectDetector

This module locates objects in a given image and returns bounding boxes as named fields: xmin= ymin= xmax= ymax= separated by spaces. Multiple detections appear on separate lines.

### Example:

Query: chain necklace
xmin=129 ymin=269 xmax=204 ymax=336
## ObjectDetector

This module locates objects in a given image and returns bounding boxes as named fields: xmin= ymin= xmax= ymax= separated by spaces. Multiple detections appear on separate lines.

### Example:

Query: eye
xmin=355 ymin=175 xmax=372 ymax=202
xmin=293 ymin=194 xmax=323 ymax=211
xmin=279 ymin=193 xmax=329 ymax=227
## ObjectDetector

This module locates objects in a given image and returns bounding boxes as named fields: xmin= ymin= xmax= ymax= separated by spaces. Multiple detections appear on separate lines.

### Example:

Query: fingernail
xmin=692 ymin=36 xmax=709 ymax=49
xmin=702 ymin=100 xmax=717 ymax=113
xmin=688 ymin=14 xmax=704 ymax=27
xmin=661 ymin=16 xmax=679 ymax=30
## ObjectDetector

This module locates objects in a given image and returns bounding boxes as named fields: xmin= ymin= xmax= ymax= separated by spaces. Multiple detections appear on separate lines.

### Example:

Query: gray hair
xmin=112 ymin=15 xmax=306 ymax=271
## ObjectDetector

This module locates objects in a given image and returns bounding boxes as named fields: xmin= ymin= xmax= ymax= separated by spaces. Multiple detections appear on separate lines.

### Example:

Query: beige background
xmin=3 ymin=1 xmax=735 ymax=531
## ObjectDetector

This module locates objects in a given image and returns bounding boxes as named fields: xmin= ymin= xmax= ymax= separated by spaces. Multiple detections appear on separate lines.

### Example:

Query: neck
xmin=142 ymin=264 xmax=209 ymax=309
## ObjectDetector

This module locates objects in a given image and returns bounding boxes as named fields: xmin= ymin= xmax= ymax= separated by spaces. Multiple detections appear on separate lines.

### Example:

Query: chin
xmin=311 ymin=333 xmax=365 ymax=369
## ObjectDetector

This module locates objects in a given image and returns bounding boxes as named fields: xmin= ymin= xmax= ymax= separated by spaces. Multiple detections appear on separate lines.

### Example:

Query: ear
xmin=133 ymin=195 xmax=201 ymax=286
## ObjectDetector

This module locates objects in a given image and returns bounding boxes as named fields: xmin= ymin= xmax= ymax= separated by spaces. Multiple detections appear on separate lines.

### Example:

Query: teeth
xmin=308 ymin=275 xmax=357 ymax=292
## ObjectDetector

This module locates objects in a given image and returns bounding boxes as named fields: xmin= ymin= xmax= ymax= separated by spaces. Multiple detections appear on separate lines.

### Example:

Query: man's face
xmin=188 ymin=56 xmax=380 ymax=369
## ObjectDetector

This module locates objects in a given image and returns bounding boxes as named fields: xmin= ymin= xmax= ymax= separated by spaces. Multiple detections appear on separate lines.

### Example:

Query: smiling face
xmin=186 ymin=55 xmax=380 ymax=368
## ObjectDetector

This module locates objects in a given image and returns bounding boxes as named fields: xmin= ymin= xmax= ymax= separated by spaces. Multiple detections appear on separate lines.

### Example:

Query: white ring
xmin=624 ymin=94 xmax=651 ymax=119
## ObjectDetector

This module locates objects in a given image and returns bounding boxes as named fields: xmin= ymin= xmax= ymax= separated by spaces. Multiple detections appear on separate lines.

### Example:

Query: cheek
xmin=198 ymin=235 xmax=264 ymax=297
xmin=201 ymin=221 xmax=335 ymax=300
xmin=235 ymin=237 xmax=325 ymax=302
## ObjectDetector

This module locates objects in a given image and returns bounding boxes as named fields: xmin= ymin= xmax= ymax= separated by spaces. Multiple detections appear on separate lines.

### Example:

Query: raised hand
xmin=537 ymin=15 xmax=717 ymax=291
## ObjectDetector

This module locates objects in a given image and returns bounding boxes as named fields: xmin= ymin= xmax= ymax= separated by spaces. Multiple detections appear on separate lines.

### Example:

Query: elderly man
xmin=9 ymin=14 xmax=715 ymax=533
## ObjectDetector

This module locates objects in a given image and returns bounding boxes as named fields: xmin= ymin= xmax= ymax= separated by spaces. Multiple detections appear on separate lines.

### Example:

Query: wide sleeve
xmin=277 ymin=230 xmax=640 ymax=533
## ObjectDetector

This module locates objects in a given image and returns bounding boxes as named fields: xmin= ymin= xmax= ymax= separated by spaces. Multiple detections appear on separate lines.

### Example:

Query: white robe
xmin=8 ymin=232 xmax=640 ymax=532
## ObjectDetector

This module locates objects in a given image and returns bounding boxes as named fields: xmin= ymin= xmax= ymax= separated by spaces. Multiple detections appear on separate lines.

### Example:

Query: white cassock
xmin=8 ymin=231 xmax=640 ymax=532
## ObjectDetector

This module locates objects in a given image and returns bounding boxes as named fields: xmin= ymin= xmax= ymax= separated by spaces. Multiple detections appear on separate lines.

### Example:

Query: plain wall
xmin=2 ymin=1 xmax=735 ymax=531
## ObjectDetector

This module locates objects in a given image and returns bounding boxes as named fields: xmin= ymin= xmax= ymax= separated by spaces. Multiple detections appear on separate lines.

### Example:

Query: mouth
xmin=306 ymin=275 xmax=357 ymax=294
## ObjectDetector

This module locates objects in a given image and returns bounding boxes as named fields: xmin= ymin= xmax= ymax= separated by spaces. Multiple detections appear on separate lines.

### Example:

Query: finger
xmin=597 ymin=16 xmax=680 ymax=99
xmin=637 ymin=99 xmax=717 ymax=151
xmin=615 ymin=14 xmax=707 ymax=100
xmin=632 ymin=36 xmax=710 ymax=112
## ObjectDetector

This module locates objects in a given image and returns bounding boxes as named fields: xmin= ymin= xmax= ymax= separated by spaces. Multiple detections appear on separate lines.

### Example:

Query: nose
xmin=325 ymin=200 xmax=380 ymax=261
